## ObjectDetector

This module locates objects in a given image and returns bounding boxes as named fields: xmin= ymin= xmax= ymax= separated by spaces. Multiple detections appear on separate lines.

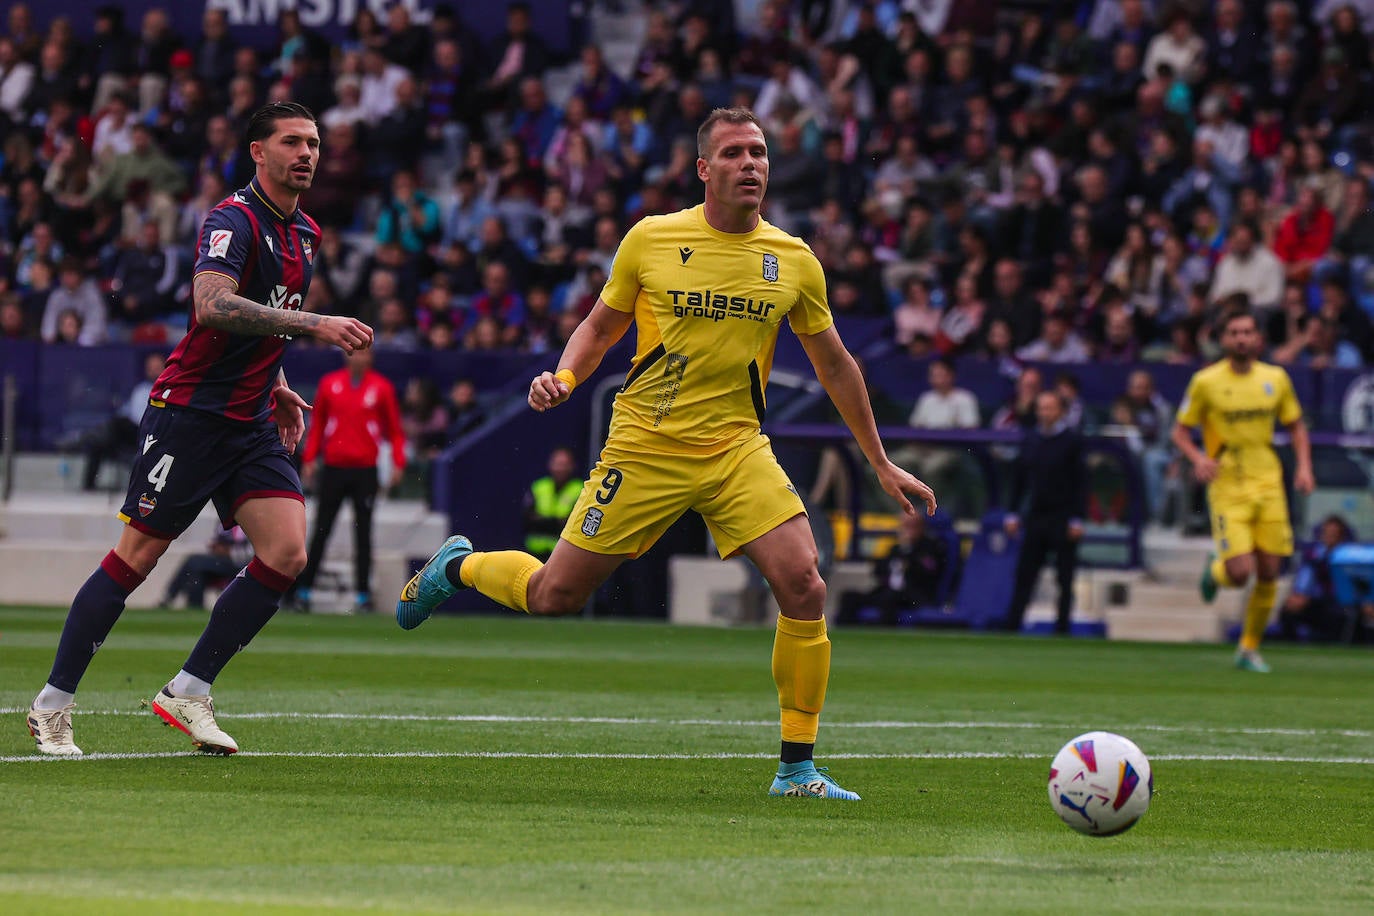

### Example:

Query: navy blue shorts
xmin=117 ymin=403 xmax=302 ymax=540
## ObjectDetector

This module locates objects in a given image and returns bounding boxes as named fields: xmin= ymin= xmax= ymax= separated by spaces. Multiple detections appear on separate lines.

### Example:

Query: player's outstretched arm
xmin=192 ymin=273 xmax=374 ymax=352
xmin=1289 ymin=417 xmax=1315 ymax=494
xmin=797 ymin=325 xmax=937 ymax=516
xmin=1170 ymin=420 xmax=1216 ymax=483
xmin=529 ymin=300 xmax=634 ymax=412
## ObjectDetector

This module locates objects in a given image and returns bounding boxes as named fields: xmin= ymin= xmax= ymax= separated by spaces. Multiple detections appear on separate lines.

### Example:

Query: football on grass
xmin=1048 ymin=731 xmax=1153 ymax=836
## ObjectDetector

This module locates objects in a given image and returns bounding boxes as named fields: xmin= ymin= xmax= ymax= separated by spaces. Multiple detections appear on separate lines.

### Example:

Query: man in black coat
xmin=1004 ymin=390 xmax=1088 ymax=634
xmin=838 ymin=512 xmax=950 ymax=625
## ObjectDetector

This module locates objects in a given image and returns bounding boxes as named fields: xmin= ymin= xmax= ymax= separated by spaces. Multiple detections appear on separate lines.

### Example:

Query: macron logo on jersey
xmin=208 ymin=230 xmax=233 ymax=259
xmin=263 ymin=234 xmax=274 ymax=253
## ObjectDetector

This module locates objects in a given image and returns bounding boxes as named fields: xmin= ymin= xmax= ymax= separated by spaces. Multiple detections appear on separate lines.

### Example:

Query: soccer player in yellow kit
xmin=397 ymin=108 xmax=937 ymax=798
xmin=1171 ymin=310 xmax=1314 ymax=672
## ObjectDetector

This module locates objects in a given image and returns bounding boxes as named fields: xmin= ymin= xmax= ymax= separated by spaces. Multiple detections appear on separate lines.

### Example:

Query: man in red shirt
xmin=292 ymin=348 xmax=406 ymax=612
xmin=1273 ymin=186 xmax=1334 ymax=283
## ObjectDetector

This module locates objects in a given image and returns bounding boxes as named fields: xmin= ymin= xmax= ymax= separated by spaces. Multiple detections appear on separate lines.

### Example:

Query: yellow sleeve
xmin=1176 ymin=373 xmax=1206 ymax=428
xmin=598 ymin=219 xmax=647 ymax=313
xmin=1276 ymin=369 xmax=1302 ymax=426
xmin=787 ymin=246 xmax=834 ymax=336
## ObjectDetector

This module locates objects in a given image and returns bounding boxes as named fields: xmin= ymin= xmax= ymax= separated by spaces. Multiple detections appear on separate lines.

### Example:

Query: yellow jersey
xmin=1175 ymin=359 xmax=1302 ymax=490
xmin=598 ymin=205 xmax=833 ymax=453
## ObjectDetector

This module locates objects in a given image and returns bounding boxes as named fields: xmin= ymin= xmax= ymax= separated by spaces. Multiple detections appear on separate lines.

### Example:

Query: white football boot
xmin=151 ymin=686 xmax=238 ymax=754
xmin=27 ymin=703 xmax=83 ymax=756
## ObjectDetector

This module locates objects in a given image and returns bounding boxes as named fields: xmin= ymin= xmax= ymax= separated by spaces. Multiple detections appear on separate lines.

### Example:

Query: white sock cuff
xmin=169 ymin=671 xmax=213 ymax=697
xmin=34 ymin=685 xmax=76 ymax=710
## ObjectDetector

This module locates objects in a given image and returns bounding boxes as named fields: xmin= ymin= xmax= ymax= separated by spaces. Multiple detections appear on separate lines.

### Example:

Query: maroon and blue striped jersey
xmin=153 ymin=177 xmax=319 ymax=423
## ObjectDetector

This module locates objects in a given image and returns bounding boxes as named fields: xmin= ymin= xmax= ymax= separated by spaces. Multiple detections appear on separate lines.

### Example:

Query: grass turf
xmin=0 ymin=606 xmax=1371 ymax=914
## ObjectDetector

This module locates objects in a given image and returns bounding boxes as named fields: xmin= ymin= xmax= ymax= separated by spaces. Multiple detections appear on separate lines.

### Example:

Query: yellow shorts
xmin=560 ymin=433 xmax=805 ymax=559
xmin=1207 ymin=483 xmax=1293 ymax=561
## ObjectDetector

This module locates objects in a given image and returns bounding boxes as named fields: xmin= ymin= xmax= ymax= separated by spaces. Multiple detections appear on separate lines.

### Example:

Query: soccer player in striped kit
xmin=26 ymin=103 xmax=373 ymax=756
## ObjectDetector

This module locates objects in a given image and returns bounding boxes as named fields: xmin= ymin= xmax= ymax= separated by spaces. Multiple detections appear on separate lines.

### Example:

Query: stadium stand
xmin=4 ymin=1 xmax=1374 ymax=630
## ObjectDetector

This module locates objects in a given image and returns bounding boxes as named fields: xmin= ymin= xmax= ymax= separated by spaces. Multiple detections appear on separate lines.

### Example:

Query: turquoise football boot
xmin=395 ymin=535 xmax=472 ymax=630
xmin=768 ymin=764 xmax=861 ymax=800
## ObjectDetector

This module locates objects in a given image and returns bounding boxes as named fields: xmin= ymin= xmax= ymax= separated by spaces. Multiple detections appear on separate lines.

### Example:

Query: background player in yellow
xmin=397 ymin=108 xmax=937 ymax=799
xmin=1171 ymin=310 xmax=1314 ymax=672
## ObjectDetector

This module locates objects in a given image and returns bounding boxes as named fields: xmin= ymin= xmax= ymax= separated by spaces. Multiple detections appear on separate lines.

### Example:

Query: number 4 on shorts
xmin=147 ymin=454 xmax=175 ymax=492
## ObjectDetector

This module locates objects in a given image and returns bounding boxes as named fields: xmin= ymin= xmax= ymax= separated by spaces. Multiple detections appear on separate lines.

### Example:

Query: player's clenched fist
xmin=528 ymin=371 xmax=572 ymax=412
xmin=314 ymin=315 xmax=374 ymax=353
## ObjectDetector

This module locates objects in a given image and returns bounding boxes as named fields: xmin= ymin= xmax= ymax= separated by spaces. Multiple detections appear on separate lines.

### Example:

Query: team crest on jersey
xmin=302 ymin=238 xmax=313 ymax=263
xmin=581 ymin=507 xmax=604 ymax=537
xmin=137 ymin=493 xmax=157 ymax=517
xmin=762 ymin=252 xmax=779 ymax=282
xmin=207 ymin=229 xmax=233 ymax=258
xmin=1263 ymin=382 xmax=1274 ymax=396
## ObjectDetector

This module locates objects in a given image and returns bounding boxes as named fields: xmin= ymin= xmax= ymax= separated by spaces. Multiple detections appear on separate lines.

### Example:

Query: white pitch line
xmin=3 ymin=750 xmax=1374 ymax=765
xmin=1 ymin=707 xmax=1370 ymax=738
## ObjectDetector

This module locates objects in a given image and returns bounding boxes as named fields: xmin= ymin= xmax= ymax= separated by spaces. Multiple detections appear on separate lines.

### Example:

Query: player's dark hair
xmin=1218 ymin=307 xmax=1258 ymax=335
xmin=246 ymin=102 xmax=317 ymax=144
xmin=697 ymin=107 xmax=764 ymax=158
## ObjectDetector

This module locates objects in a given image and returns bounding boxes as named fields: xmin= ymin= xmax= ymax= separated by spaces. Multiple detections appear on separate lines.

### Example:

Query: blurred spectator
xmin=1017 ymin=311 xmax=1091 ymax=363
xmin=376 ymin=170 xmax=441 ymax=255
xmin=892 ymin=276 xmax=942 ymax=348
xmin=1273 ymin=314 xmax=1364 ymax=369
xmin=1209 ymin=221 xmax=1285 ymax=314
xmin=902 ymin=357 xmax=978 ymax=515
xmin=358 ymin=47 xmax=407 ymax=123
xmin=158 ymin=527 xmax=252 ymax=610
xmin=373 ymin=298 xmax=419 ymax=352
xmin=315 ymin=226 xmax=366 ymax=312
xmin=1120 ymin=369 xmax=1175 ymax=524
xmin=1099 ymin=305 xmax=1141 ymax=364
xmin=934 ymin=273 xmax=986 ymax=355
xmin=109 ymin=221 xmax=181 ymax=329
xmin=1 ymin=293 xmax=29 ymax=339
xmin=321 ymin=75 xmax=366 ymax=131
xmin=446 ymin=378 xmax=486 ymax=440
xmin=193 ymin=7 xmax=237 ymax=101
xmin=382 ymin=3 xmax=428 ymax=66
xmin=425 ymin=38 xmax=480 ymax=167
xmin=1279 ymin=515 xmax=1368 ymax=643
xmin=837 ymin=512 xmax=950 ymax=625
xmin=0 ymin=37 xmax=34 ymax=125
xmin=369 ymin=74 xmax=426 ymax=178
xmin=84 ymin=124 xmax=185 ymax=236
xmin=485 ymin=2 xmax=551 ymax=106
xmin=402 ymin=377 xmax=449 ymax=461
xmin=41 ymin=257 xmax=106 ymax=345
xmin=78 ymin=351 xmax=163 ymax=490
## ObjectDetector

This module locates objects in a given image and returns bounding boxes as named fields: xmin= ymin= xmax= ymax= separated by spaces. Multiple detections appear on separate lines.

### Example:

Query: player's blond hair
xmin=696 ymin=107 xmax=764 ymax=159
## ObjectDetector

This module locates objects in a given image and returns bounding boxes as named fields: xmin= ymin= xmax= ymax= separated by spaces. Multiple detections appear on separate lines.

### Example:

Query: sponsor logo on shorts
xmin=581 ymin=507 xmax=604 ymax=537
xmin=137 ymin=493 xmax=156 ymax=517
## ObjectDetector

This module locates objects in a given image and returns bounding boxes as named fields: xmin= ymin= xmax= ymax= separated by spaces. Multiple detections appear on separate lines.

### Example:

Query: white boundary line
xmin=2 ymin=708 xmax=1370 ymax=738
xmin=3 ymin=750 xmax=1373 ymax=765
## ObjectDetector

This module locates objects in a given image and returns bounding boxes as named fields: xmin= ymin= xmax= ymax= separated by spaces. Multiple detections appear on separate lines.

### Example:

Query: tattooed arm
xmin=192 ymin=272 xmax=374 ymax=352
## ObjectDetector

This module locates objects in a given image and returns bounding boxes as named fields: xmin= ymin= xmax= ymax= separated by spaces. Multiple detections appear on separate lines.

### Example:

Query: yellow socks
xmin=1209 ymin=557 xmax=1235 ymax=589
xmin=1240 ymin=580 xmax=1277 ymax=652
xmin=772 ymin=615 xmax=830 ymax=744
xmin=458 ymin=551 xmax=542 ymax=613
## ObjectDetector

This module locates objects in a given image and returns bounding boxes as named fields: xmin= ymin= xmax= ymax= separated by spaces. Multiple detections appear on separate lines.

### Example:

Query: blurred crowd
xmin=3 ymin=1 xmax=1374 ymax=389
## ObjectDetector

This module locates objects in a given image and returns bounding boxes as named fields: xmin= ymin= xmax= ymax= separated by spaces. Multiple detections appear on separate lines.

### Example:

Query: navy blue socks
xmin=182 ymin=558 xmax=294 ymax=684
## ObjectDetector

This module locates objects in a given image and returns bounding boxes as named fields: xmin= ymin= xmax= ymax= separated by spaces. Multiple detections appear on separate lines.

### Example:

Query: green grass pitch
xmin=1 ymin=606 xmax=1372 ymax=914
